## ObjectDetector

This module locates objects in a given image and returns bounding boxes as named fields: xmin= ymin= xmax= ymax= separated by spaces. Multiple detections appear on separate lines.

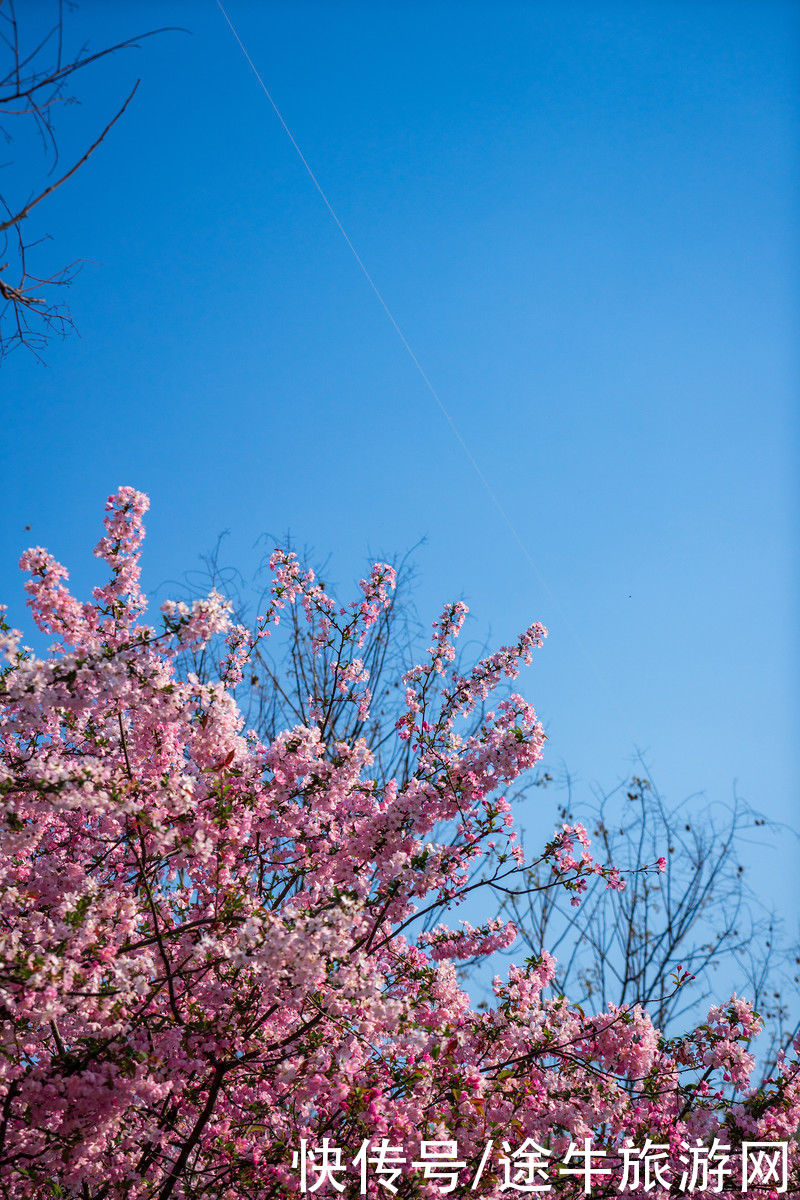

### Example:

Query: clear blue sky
xmin=2 ymin=2 xmax=798 ymax=914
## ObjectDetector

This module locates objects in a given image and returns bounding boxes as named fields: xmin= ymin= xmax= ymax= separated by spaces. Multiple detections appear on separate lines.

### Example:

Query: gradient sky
xmin=2 ymin=2 xmax=798 ymax=921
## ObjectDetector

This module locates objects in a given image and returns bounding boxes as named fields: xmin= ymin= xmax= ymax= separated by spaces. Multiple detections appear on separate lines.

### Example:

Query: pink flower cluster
xmin=0 ymin=489 xmax=796 ymax=1198
xmin=419 ymin=919 xmax=518 ymax=961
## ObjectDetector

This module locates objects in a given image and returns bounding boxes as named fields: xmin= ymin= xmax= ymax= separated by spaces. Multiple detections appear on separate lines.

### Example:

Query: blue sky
xmin=2 ymin=2 xmax=798 ymax=918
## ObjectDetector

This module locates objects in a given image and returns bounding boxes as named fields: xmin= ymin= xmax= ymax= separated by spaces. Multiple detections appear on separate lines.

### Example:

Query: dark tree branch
xmin=0 ymin=79 xmax=138 ymax=234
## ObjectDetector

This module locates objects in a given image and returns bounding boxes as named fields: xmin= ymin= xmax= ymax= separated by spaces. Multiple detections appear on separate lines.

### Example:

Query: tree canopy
xmin=0 ymin=488 xmax=797 ymax=1197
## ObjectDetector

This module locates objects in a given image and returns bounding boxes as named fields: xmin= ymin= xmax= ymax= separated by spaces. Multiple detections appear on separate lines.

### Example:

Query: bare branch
xmin=0 ymin=79 xmax=138 ymax=234
xmin=0 ymin=3 xmax=178 ymax=359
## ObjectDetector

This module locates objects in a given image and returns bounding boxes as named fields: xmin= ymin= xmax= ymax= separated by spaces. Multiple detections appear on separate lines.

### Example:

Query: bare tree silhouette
xmin=0 ymin=0 xmax=177 ymax=359
xmin=503 ymin=771 xmax=800 ymax=1068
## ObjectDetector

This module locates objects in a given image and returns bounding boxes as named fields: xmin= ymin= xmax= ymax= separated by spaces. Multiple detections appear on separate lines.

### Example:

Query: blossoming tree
xmin=0 ymin=488 xmax=797 ymax=1198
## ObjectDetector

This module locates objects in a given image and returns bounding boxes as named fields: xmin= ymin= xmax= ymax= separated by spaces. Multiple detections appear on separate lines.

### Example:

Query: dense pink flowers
xmin=0 ymin=488 xmax=797 ymax=1198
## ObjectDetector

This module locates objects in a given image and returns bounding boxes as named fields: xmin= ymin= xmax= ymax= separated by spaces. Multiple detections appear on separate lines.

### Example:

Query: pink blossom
xmin=0 ymin=489 xmax=795 ymax=1197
